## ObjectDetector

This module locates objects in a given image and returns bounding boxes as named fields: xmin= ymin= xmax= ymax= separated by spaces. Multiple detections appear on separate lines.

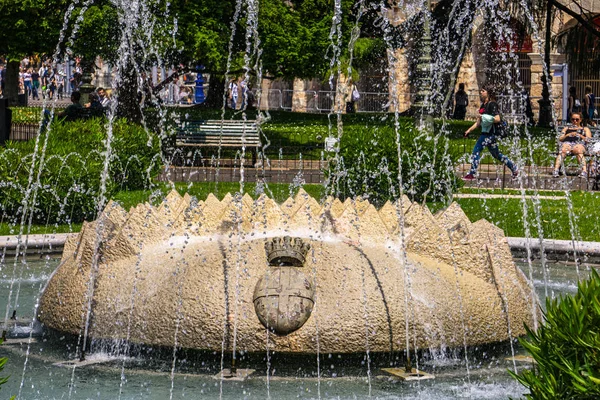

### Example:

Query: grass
xmin=3 ymin=183 xmax=596 ymax=242
xmin=11 ymin=107 xmax=64 ymax=124
xmin=11 ymin=106 xmax=560 ymax=167
xmin=449 ymin=190 xmax=600 ymax=242
xmin=0 ymin=223 xmax=82 ymax=236
xmin=111 ymin=181 xmax=325 ymax=209
xmin=5 ymin=108 xmax=586 ymax=241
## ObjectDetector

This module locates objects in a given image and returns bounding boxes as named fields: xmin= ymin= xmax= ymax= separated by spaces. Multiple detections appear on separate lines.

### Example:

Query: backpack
xmin=492 ymin=119 xmax=509 ymax=139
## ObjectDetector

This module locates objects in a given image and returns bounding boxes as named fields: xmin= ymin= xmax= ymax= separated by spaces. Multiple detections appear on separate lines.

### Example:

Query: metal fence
xmin=256 ymin=89 xmax=536 ymax=119
xmin=10 ymin=123 xmax=39 ymax=141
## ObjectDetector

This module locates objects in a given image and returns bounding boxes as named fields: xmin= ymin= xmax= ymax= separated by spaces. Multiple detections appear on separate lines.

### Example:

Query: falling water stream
xmin=1 ymin=0 xmax=597 ymax=398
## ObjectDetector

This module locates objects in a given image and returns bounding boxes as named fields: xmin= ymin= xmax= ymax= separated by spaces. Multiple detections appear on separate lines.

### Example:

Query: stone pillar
xmin=391 ymin=48 xmax=412 ymax=113
xmin=455 ymin=50 xmax=479 ymax=118
xmin=259 ymin=76 xmax=273 ymax=110
xmin=79 ymin=60 xmax=96 ymax=105
xmin=292 ymin=78 xmax=308 ymax=112
xmin=528 ymin=53 xmax=565 ymax=124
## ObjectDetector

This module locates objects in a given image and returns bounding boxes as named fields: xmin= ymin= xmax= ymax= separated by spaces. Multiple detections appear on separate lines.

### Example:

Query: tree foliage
xmin=0 ymin=0 xmax=66 ymax=60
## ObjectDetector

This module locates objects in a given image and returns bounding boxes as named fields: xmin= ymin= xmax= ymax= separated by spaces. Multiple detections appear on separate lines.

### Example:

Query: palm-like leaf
xmin=511 ymin=269 xmax=600 ymax=399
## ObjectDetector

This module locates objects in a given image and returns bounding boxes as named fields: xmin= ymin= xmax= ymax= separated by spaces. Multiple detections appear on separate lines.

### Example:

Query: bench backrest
xmin=177 ymin=119 xmax=259 ymax=146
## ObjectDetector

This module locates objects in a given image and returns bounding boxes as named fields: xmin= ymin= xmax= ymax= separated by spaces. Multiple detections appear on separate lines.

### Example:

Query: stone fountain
xmin=38 ymin=189 xmax=538 ymax=354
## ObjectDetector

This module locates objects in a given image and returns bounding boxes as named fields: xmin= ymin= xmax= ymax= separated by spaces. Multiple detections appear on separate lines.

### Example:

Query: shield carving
xmin=253 ymin=267 xmax=315 ymax=335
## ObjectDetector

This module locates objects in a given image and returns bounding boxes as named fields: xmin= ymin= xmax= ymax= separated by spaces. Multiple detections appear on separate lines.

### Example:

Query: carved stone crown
xmin=265 ymin=236 xmax=311 ymax=267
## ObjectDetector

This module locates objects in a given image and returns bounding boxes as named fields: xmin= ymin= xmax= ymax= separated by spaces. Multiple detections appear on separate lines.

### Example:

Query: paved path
xmin=454 ymin=193 xmax=566 ymax=200
xmin=157 ymin=162 xmax=598 ymax=192
xmin=457 ymin=164 xmax=598 ymax=191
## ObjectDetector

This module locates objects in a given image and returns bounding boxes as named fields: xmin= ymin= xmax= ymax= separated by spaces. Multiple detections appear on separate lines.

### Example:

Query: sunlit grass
xmin=0 ymin=223 xmax=82 ymax=236
xmin=5 ymin=184 xmax=595 ymax=242
xmin=447 ymin=190 xmax=600 ymax=241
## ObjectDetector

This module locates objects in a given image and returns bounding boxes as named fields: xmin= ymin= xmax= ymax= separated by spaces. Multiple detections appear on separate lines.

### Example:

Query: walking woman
xmin=463 ymin=86 xmax=519 ymax=180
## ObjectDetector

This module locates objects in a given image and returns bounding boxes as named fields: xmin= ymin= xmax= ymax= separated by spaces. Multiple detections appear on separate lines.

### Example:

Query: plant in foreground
xmin=510 ymin=269 xmax=600 ymax=399
xmin=0 ymin=339 xmax=15 ymax=399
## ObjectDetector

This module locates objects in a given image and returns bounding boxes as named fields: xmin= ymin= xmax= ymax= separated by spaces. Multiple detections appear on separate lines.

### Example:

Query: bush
xmin=0 ymin=339 xmax=14 ymax=400
xmin=330 ymin=119 xmax=460 ymax=206
xmin=0 ymin=119 xmax=161 ymax=225
xmin=510 ymin=269 xmax=600 ymax=399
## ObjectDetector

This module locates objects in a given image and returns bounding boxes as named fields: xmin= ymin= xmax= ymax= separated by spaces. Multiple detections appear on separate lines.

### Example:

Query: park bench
xmin=175 ymin=119 xmax=260 ymax=164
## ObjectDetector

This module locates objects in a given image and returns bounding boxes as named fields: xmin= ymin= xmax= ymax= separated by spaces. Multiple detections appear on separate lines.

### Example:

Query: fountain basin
xmin=37 ymin=190 xmax=539 ymax=353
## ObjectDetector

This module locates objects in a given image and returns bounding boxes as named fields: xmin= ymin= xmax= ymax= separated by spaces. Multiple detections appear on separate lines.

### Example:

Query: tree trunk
xmin=199 ymin=75 xmax=225 ymax=109
xmin=4 ymin=61 xmax=21 ymax=107
xmin=115 ymin=58 xmax=143 ymax=124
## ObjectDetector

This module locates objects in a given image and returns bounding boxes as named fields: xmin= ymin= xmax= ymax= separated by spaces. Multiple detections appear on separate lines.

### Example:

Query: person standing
xmin=583 ymin=85 xmax=596 ymax=127
xmin=568 ymin=86 xmax=581 ymax=122
xmin=0 ymin=65 xmax=4 ymax=97
xmin=31 ymin=69 xmax=40 ymax=100
xmin=453 ymin=83 xmax=468 ymax=120
xmin=463 ymin=86 xmax=519 ymax=180
xmin=56 ymin=72 xmax=64 ymax=99
xmin=228 ymin=78 xmax=238 ymax=110
xmin=240 ymin=80 xmax=248 ymax=110
xmin=48 ymin=71 xmax=57 ymax=100
xmin=346 ymin=81 xmax=360 ymax=114
xmin=23 ymin=68 xmax=32 ymax=97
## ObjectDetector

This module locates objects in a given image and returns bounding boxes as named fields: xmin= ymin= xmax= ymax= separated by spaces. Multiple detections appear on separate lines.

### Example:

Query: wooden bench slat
xmin=176 ymin=143 xmax=260 ymax=147
xmin=174 ymin=120 xmax=260 ymax=158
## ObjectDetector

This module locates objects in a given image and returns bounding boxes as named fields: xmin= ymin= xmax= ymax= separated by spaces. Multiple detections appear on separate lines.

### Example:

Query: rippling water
xmin=0 ymin=257 xmax=595 ymax=399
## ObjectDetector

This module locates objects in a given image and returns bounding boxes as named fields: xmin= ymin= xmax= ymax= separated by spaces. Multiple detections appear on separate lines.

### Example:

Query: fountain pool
xmin=0 ymin=256 xmax=594 ymax=399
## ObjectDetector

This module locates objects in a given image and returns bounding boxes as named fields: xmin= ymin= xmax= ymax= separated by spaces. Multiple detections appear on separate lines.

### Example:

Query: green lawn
xmin=12 ymin=107 xmax=558 ymax=165
xmin=158 ymin=109 xmax=558 ymax=163
xmin=0 ymin=223 xmax=82 ymax=236
xmin=109 ymin=184 xmax=600 ymax=242
xmin=3 ymin=183 xmax=596 ymax=242
xmin=111 ymin=181 xmax=325 ymax=209
xmin=450 ymin=191 xmax=599 ymax=242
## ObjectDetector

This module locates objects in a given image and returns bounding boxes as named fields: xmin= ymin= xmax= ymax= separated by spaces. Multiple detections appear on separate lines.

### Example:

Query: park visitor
xmin=228 ymin=78 xmax=238 ymax=110
xmin=57 ymin=92 xmax=83 ymax=121
xmin=463 ymin=86 xmax=519 ymax=181
xmin=453 ymin=83 xmax=468 ymax=120
xmin=583 ymin=85 xmax=596 ymax=127
xmin=568 ymin=86 xmax=581 ymax=122
xmin=552 ymin=112 xmax=592 ymax=178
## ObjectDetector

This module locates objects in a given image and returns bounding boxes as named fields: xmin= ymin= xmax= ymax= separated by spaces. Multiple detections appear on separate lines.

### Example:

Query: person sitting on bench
xmin=553 ymin=112 xmax=592 ymax=178
xmin=57 ymin=91 xmax=83 ymax=121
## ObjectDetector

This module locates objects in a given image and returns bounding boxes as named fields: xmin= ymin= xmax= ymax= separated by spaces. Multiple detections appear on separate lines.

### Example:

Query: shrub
xmin=10 ymin=107 xmax=50 ymax=124
xmin=330 ymin=119 xmax=460 ymax=206
xmin=510 ymin=269 xmax=600 ymax=399
xmin=0 ymin=339 xmax=14 ymax=400
xmin=0 ymin=119 xmax=161 ymax=225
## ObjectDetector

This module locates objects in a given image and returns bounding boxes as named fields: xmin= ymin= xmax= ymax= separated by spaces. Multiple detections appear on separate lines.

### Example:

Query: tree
xmin=0 ymin=0 xmax=66 ymax=105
